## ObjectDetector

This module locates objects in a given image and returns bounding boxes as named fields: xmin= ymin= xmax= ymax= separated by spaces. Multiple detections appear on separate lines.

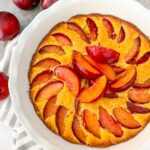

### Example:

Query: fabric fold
xmin=0 ymin=39 xmax=44 ymax=150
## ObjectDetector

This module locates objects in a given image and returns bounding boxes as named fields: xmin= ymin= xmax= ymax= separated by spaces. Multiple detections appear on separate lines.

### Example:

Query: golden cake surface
xmin=28 ymin=14 xmax=150 ymax=147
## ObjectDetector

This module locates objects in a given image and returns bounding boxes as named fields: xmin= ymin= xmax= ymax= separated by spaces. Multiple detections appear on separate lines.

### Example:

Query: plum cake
xmin=28 ymin=14 xmax=150 ymax=147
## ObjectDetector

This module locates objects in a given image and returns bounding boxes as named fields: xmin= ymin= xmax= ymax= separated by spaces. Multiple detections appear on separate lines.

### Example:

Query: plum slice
xmin=86 ymin=46 xmax=120 ymax=64
xmin=86 ymin=17 xmax=98 ymax=41
xmin=34 ymin=58 xmax=60 ymax=69
xmin=35 ymin=81 xmax=64 ymax=102
xmin=135 ymin=51 xmax=150 ymax=65
xmin=77 ymin=76 xmax=107 ymax=103
xmin=31 ymin=70 xmax=53 ymax=86
xmin=102 ymin=18 xmax=116 ymax=39
xmin=68 ymin=22 xmax=90 ymax=44
xmin=117 ymin=26 xmax=125 ymax=43
xmin=54 ymin=66 xmax=80 ymax=97
xmin=84 ymin=55 xmax=116 ymax=81
xmin=127 ymin=102 xmax=150 ymax=114
xmin=38 ymin=45 xmax=65 ymax=55
xmin=73 ymin=51 xmax=101 ymax=79
xmin=83 ymin=110 xmax=100 ymax=138
xmin=43 ymin=96 xmax=58 ymax=119
xmin=125 ymin=37 xmax=141 ymax=63
xmin=99 ymin=106 xmax=123 ymax=137
xmin=56 ymin=106 xmax=68 ymax=136
xmin=52 ymin=33 xmax=72 ymax=46
xmin=74 ymin=100 xmax=81 ymax=114
xmin=128 ymin=88 xmax=150 ymax=104
xmin=72 ymin=116 xmax=87 ymax=144
xmin=111 ymin=66 xmax=137 ymax=92
xmin=113 ymin=107 xmax=141 ymax=129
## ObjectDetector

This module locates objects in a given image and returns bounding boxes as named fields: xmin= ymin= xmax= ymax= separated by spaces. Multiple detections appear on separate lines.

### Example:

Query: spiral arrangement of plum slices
xmin=29 ymin=14 xmax=150 ymax=147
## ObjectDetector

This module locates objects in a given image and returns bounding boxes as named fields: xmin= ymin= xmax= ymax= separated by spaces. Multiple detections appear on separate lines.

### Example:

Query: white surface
xmin=8 ymin=0 xmax=150 ymax=150
xmin=0 ymin=121 xmax=12 ymax=150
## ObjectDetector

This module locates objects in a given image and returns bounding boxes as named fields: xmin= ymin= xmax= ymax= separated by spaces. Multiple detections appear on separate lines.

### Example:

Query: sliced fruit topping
xmin=135 ymin=51 xmax=150 ymax=65
xmin=0 ymin=72 xmax=9 ymax=101
xmin=38 ymin=45 xmax=65 ymax=55
xmin=77 ymin=76 xmax=107 ymax=103
xmin=133 ymin=78 xmax=150 ymax=89
xmin=43 ymin=96 xmax=58 ymax=119
xmin=99 ymin=106 xmax=123 ymax=137
xmin=86 ymin=17 xmax=98 ymax=41
xmin=104 ymin=85 xmax=118 ymax=98
xmin=96 ymin=64 xmax=116 ymax=81
xmin=127 ymin=102 xmax=150 ymax=114
xmin=125 ymin=37 xmax=141 ymax=63
xmin=54 ymin=66 xmax=80 ymax=97
xmin=73 ymin=51 xmax=100 ymax=79
xmin=75 ymin=100 xmax=81 ymax=114
xmin=86 ymin=46 xmax=120 ymax=64
xmin=102 ymin=18 xmax=116 ymax=39
xmin=72 ymin=116 xmax=87 ymax=143
xmin=73 ymin=63 xmax=100 ymax=80
xmin=35 ymin=81 xmax=64 ymax=102
xmin=31 ymin=71 xmax=53 ymax=86
xmin=111 ymin=65 xmax=125 ymax=74
xmin=68 ymin=22 xmax=90 ymax=44
xmin=111 ymin=66 xmax=136 ymax=92
xmin=83 ymin=110 xmax=100 ymax=138
xmin=113 ymin=107 xmax=141 ymax=129
xmin=128 ymin=88 xmax=150 ymax=104
xmin=117 ymin=26 xmax=125 ymax=43
xmin=84 ymin=56 xmax=116 ymax=81
xmin=56 ymin=106 xmax=68 ymax=136
xmin=34 ymin=58 xmax=60 ymax=69
xmin=52 ymin=33 xmax=72 ymax=46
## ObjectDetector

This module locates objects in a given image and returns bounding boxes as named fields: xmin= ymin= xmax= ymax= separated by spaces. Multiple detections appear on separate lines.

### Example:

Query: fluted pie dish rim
xmin=9 ymin=0 xmax=150 ymax=150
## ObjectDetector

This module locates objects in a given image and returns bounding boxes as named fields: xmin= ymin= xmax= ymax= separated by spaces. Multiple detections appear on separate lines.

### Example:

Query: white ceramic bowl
xmin=9 ymin=0 xmax=150 ymax=150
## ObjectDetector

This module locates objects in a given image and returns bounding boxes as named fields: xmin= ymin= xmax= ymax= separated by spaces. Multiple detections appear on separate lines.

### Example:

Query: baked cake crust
xmin=28 ymin=14 xmax=150 ymax=147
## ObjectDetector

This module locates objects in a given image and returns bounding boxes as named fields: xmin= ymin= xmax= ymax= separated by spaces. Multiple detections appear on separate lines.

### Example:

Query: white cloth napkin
xmin=0 ymin=0 xmax=150 ymax=150
xmin=0 ymin=37 xmax=44 ymax=150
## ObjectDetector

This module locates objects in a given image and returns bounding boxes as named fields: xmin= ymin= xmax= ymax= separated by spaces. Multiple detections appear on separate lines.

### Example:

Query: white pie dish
xmin=9 ymin=0 xmax=150 ymax=150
